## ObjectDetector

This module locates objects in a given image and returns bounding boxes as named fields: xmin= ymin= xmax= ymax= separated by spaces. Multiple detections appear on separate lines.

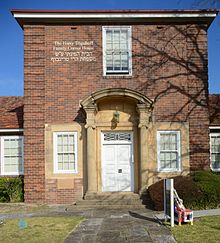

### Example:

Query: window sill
xmin=158 ymin=169 xmax=181 ymax=173
xmin=53 ymin=170 xmax=78 ymax=174
xmin=103 ymin=75 xmax=133 ymax=79
xmin=210 ymin=167 xmax=220 ymax=172
xmin=0 ymin=172 xmax=24 ymax=176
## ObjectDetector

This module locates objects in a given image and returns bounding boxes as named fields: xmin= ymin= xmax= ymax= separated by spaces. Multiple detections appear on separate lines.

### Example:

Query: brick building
xmin=0 ymin=10 xmax=219 ymax=204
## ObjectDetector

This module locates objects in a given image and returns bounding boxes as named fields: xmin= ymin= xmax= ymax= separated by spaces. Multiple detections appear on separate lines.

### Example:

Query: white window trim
xmin=53 ymin=131 xmax=78 ymax=174
xmin=157 ymin=131 xmax=181 ymax=172
xmin=209 ymin=133 xmax=220 ymax=172
xmin=0 ymin=136 xmax=24 ymax=176
xmin=102 ymin=26 xmax=132 ymax=76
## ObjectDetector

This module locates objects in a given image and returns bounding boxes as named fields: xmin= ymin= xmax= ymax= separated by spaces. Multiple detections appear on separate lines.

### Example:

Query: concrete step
xmin=76 ymin=199 xmax=142 ymax=206
xmin=84 ymin=192 xmax=140 ymax=201
xmin=75 ymin=192 xmax=147 ymax=209
xmin=73 ymin=204 xmax=147 ymax=209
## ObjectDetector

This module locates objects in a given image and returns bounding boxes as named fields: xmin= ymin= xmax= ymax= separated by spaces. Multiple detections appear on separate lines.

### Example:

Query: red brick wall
xmin=45 ymin=179 xmax=83 ymax=204
xmin=24 ymin=23 xmax=210 ymax=203
xmin=186 ymin=25 xmax=210 ymax=170
xmin=24 ymin=26 xmax=45 ymax=203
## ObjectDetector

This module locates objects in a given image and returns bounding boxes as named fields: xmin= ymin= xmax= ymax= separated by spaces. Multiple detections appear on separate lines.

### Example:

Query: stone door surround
xmin=80 ymin=88 xmax=153 ymax=193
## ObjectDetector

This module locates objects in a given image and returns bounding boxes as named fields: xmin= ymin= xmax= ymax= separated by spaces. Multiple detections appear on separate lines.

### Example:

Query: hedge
xmin=0 ymin=177 xmax=24 ymax=202
xmin=147 ymin=171 xmax=220 ymax=210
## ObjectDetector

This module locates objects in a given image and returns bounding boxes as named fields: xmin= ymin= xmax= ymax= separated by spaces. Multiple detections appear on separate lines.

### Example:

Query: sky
xmin=0 ymin=0 xmax=220 ymax=96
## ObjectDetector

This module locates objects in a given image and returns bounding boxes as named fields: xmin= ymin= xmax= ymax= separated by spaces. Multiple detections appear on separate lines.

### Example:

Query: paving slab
xmin=63 ymin=208 xmax=176 ymax=243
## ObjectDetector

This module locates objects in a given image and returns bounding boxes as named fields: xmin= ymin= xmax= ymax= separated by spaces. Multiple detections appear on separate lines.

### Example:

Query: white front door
xmin=102 ymin=132 xmax=134 ymax=192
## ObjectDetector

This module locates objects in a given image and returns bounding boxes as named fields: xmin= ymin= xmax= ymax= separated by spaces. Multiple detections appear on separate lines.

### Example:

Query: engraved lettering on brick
xmin=51 ymin=40 xmax=97 ymax=63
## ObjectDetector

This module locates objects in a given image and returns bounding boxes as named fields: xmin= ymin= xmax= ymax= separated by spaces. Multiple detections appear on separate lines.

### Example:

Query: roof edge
xmin=11 ymin=9 xmax=219 ymax=28
xmin=10 ymin=9 xmax=220 ymax=14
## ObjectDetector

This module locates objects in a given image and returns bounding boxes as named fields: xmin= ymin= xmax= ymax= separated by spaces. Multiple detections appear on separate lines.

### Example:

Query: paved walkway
xmin=1 ymin=206 xmax=220 ymax=243
xmin=64 ymin=208 xmax=175 ymax=243
xmin=0 ymin=206 xmax=176 ymax=243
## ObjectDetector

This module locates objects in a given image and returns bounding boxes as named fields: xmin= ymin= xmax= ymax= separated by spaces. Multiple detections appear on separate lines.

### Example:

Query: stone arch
xmin=80 ymin=87 xmax=153 ymax=108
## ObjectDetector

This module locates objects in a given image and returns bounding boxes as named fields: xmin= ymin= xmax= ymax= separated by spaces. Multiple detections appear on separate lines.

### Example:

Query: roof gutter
xmin=11 ymin=9 xmax=219 ymax=28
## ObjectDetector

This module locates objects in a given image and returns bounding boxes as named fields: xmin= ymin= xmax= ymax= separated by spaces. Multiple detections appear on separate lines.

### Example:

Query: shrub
xmin=147 ymin=176 xmax=202 ymax=211
xmin=147 ymin=172 xmax=220 ymax=210
xmin=192 ymin=171 xmax=220 ymax=209
xmin=0 ymin=177 xmax=24 ymax=202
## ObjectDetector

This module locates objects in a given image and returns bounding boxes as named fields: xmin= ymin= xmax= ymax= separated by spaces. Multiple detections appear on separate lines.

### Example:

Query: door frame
xmin=101 ymin=131 xmax=134 ymax=192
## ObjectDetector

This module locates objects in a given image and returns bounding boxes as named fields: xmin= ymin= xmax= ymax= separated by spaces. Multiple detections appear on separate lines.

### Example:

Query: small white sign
xmin=164 ymin=178 xmax=174 ymax=227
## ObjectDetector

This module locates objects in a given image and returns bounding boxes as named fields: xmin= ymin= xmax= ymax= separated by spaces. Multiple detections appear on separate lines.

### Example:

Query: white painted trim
xmin=157 ymin=130 xmax=181 ymax=172
xmin=209 ymin=126 xmax=220 ymax=130
xmin=102 ymin=26 xmax=132 ymax=76
xmin=53 ymin=131 xmax=78 ymax=174
xmin=13 ymin=12 xmax=217 ymax=19
xmin=101 ymin=131 xmax=134 ymax=192
xmin=0 ymin=129 xmax=23 ymax=132
xmin=1 ymin=136 xmax=24 ymax=176
xmin=209 ymin=133 xmax=220 ymax=172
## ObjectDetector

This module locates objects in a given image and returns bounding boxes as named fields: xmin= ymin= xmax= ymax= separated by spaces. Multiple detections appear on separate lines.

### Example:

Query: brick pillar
xmin=23 ymin=25 xmax=45 ymax=203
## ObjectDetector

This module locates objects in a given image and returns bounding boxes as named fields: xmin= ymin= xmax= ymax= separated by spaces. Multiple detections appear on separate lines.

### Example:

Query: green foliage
xmin=0 ymin=177 xmax=24 ymax=202
xmin=148 ymin=171 xmax=220 ymax=210
xmin=191 ymin=171 xmax=220 ymax=209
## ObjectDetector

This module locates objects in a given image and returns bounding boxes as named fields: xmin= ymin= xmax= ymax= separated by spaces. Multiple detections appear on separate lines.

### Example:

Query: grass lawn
xmin=0 ymin=216 xmax=83 ymax=243
xmin=0 ymin=203 xmax=54 ymax=213
xmin=171 ymin=216 xmax=220 ymax=243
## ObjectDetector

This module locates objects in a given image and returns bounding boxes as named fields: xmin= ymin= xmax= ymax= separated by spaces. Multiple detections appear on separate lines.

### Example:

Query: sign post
xmin=164 ymin=178 xmax=174 ymax=227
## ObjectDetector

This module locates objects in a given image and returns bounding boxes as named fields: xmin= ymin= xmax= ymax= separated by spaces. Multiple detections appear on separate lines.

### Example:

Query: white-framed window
xmin=157 ymin=131 xmax=181 ymax=172
xmin=102 ymin=26 xmax=132 ymax=76
xmin=0 ymin=136 xmax=24 ymax=175
xmin=53 ymin=132 xmax=78 ymax=174
xmin=210 ymin=133 xmax=220 ymax=171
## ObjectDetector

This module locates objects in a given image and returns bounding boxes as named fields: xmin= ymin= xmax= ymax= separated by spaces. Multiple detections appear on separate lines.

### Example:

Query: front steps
xmin=75 ymin=192 xmax=148 ymax=209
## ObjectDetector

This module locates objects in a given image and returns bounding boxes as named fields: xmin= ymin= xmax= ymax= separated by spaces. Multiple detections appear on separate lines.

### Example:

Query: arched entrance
xmin=80 ymin=88 xmax=153 ymax=194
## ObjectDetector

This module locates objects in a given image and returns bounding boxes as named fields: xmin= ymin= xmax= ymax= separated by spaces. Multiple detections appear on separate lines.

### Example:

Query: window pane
xmin=57 ymin=135 xmax=63 ymax=145
xmin=106 ymin=30 xmax=112 ymax=42
xmin=2 ymin=137 xmax=23 ymax=174
xmin=106 ymin=53 xmax=113 ymax=71
xmin=55 ymin=133 xmax=77 ymax=172
xmin=170 ymin=152 xmax=178 ymax=168
xmin=68 ymin=144 xmax=74 ymax=153
xmin=62 ymin=135 xmax=68 ymax=145
xmin=69 ymin=135 xmax=74 ymax=144
xmin=121 ymin=30 xmax=128 ymax=42
xmin=158 ymin=132 xmax=179 ymax=170
xmin=121 ymin=53 xmax=128 ymax=70
xmin=57 ymin=145 xmax=63 ymax=153
xmin=10 ymin=147 xmax=19 ymax=156
xmin=58 ymin=154 xmax=63 ymax=163
xmin=69 ymin=153 xmax=75 ymax=162
xmin=58 ymin=162 xmax=63 ymax=170
xmin=63 ymin=154 xmax=68 ymax=163
xmin=4 ymin=148 xmax=11 ymax=156
xmin=170 ymin=134 xmax=177 ymax=150
xmin=4 ymin=139 xmax=11 ymax=148
xmin=63 ymin=145 xmax=68 ymax=152
xmin=104 ymin=28 xmax=130 ymax=74
xmin=211 ymin=136 xmax=220 ymax=170
xmin=63 ymin=162 xmax=69 ymax=170
xmin=113 ymin=53 xmax=121 ymax=70
xmin=69 ymin=162 xmax=75 ymax=170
